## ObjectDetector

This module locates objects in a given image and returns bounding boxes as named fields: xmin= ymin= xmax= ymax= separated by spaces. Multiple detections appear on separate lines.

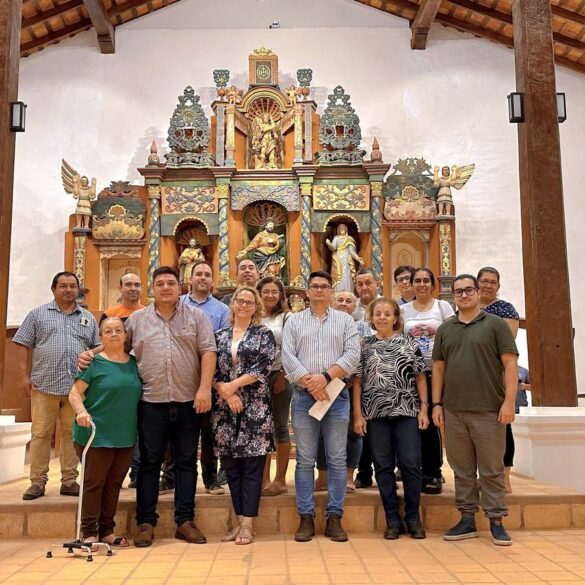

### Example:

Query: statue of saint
xmin=61 ymin=159 xmax=97 ymax=230
xmin=433 ymin=164 xmax=475 ymax=217
xmin=251 ymin=113 xmax=282 ymax=169
xmin=326 ymin=223 xmax=364 ymax=293
xmin=178 ymin=238 xmax=205 ymax=285
xmin=236 ymin=220 xmax=285 ymax=276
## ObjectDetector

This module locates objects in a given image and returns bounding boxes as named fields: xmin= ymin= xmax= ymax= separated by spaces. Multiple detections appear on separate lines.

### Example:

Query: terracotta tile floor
xmin=2 ymin=531 xmax=585 ymax=584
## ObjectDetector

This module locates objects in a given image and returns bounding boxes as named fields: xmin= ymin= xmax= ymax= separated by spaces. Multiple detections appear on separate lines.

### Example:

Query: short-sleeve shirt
xmin=356 ymin=334 xmax=427 ymax=419
xmin=13 ymin=300 xmax=100 ymax=396
xmin=401 ymin=299 xmax=455 ymax=367
xmin=432 ymin=311 xmax=518 ymax=412
xmin=73 ymin=355 xmax=142 ymax=448
xmin=99 ymin=303 xmax=145 ymax=325
xmin=483 ymin=299 xmax=520 ymax=321
xmin=180 ymin=293 xmax=229 ymax=332
xmin=124 ymin=302 xmax=217 ymax=403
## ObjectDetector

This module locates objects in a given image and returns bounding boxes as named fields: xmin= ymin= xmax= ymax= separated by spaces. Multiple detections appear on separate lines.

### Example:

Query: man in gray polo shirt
xmin=14 ymin=271 xmax=100 ymax=501
xmin=431 ymin=273 xmax=518 ymax=546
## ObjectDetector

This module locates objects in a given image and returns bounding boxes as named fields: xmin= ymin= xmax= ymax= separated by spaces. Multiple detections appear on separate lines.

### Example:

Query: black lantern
xmin=10 ymin=101 xmax=27 ymax=132
xmin=507 ymin=92 xmax=524 ymax=123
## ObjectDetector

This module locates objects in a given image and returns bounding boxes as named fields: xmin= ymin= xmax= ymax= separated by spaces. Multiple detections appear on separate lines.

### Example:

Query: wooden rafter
xmin=82 ymin=0 xmax=115 ymax=53
xmin=109 ymin=0 xmax=151 ymax=18
xmin=21 ymin=16 xmax=92 ymax=55
xmin=410 ymin=0 xmax=443 ymax=49
xmin=22 ymin=0 xmax=83 ymax=30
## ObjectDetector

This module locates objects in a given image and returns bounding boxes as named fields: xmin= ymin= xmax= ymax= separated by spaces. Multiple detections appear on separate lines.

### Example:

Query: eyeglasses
xmin=234 ymin=298 xmax=256 ymax=307
xmin=413 ymin=278 xmax=432 ymax=284
xmin=309 ymin=284 xmax=332 ymax=291
xmin=478 ymin=278 xmax=499 ymax=286
xmin=396 ymin=276 xmax=411 ymax=283
xmin=261 ymin=290 xmax=280 ymax=297
xmin=453 ymin=287 xmax=478 ymax=297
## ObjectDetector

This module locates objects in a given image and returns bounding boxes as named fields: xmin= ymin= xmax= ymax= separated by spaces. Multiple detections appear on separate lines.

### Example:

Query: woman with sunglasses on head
xmin=401 ymin=268 xmax=455 ymax=494
xmin=477 ymin=266 xmax=520 ymax=493
xmin=256 ymin=276 xmax=292 ymax=497
xmin=213 ymin=286 xmax=276 ymax=545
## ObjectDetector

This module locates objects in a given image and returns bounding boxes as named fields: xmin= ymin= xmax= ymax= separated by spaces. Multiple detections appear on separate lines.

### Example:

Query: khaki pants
xmin=444 ymin=409 xmax=507 ymax=519
xmin=30 ymin=390 xmax=79 ymax=486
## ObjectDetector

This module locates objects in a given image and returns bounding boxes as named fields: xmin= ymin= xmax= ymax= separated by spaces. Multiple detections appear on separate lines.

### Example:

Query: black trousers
xmin=421 ymin=371 xmax=443 ymax=481
xmin=504 ymin=424 xmax=514 ymax=467
xmin=221 ymin=455 xmax=266 ymax=517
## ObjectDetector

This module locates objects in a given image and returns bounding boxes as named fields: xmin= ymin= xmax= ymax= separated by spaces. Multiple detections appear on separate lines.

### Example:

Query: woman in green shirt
xmin=69 ymin=317 xmax=142 ymax=548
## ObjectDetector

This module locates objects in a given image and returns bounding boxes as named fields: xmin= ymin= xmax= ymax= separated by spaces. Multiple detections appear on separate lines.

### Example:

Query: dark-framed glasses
xmin=453 ymin=287 xmax=478 ymax=297
xmin=309 ymin=284 xmax=332 ymax=291
xmin=234 ymin=298 xmax=256 ymax=307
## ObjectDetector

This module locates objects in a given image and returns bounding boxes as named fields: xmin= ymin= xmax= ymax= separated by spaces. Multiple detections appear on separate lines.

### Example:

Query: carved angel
xmin=251 ymin=114 xmax=283 ymax=169
xmin=433 ymin=163 xmax=475 ymax=217
xmin=61 ymin=159 xmax=97 ymax=230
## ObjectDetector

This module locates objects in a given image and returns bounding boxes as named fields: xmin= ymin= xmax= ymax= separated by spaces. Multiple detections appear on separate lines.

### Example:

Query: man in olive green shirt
xmin=431 ymin=274 xmax=518 ymax=546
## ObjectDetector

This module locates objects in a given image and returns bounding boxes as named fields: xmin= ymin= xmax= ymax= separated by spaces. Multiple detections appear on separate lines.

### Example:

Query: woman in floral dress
xmin=213 ymin=285 xmax=276 ymax=545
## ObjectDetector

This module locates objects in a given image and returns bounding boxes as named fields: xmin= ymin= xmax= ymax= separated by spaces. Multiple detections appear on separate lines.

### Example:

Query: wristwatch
xmin=322 ymin=371 xmax=332 ymax=384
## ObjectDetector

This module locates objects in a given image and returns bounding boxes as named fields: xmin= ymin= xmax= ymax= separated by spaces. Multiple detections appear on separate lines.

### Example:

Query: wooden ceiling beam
xmin=446 ymin=0 xmax=585 ymax=52
xmin=82 ymin=0 xmax=115 ymax=53
xmin=109 ymin=0 xmax=151 ymax=18
xmin=411 ymin=0 xmax=443 ymax=49
xmin=552 ymin=4 xmax=585 ymax=27
xmin=20 ymin=16 xmax=92 ymax=55
xmin=22 ymin=0 xmax=83 ymax=30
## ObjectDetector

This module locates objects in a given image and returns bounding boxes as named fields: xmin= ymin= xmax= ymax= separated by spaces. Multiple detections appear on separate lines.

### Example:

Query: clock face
xmin=256 ymin=62 xmax=272 ymax=82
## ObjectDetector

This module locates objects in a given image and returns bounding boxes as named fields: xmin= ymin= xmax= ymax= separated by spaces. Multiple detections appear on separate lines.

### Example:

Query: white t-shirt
xmin=261 ymin=312 xmax=289 ymax=371
xmin=401 ymin=299 xmax=455 ymax=366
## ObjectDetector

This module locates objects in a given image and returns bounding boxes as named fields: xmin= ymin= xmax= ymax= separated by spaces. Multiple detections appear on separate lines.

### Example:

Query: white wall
xmin=12 ymin=0 xmax=585 ymax=390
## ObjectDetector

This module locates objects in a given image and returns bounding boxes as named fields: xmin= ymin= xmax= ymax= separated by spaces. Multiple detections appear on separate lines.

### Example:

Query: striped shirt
xmin=13 ymin=300 xmax=100 ymax=396
xmin=281 ymin=307 xmax=360 ymax=384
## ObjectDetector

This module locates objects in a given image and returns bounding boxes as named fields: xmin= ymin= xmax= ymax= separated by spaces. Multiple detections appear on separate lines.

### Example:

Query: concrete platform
xmin=1 ymin=458 xmax=585 ymax=539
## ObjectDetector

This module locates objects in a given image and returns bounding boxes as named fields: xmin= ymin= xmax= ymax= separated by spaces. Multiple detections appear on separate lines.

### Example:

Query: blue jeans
xmin=316 ymin=426 xmax=363 ymax=470
xmin=368 ymin=416 xmax=422 ymax=527
xmin=129 ymin=437 xmax=140 ymax=481
xmin=136 ymin=401 xmax=202 ymax=527
xmin=291 ymin=386 xmax=350 ymax=517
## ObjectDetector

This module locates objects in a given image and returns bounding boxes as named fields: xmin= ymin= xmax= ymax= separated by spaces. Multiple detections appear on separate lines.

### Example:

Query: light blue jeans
xmin=291 ymin=386 xmax=350 ymax=517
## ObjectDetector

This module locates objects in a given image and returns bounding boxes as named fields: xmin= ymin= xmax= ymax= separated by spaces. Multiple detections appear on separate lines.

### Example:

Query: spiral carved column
xmin=300 ymin=183 xmax=312 ymax=285
xmin=147 ymin=185 xmax=161 ymax=302
xmin=216 ymin=184 xmax=230 ymax=279
xmin=370 ymin=181 xmax=383 ymax=281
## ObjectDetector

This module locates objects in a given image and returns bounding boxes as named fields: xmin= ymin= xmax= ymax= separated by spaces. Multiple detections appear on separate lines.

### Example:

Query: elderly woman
xmin=213 ymin=285 xmax=276 ymax=545
xmin=69 ymin=317 xmax=142 ymax=548
xmin=478 ymin=266 xmax=520 ymax=493
xmin=354 ymin=298 xmax=429 ymax=539
xmin=401 ymin=268 xmax=455 ymax=494
xmin=315 ymin=290 xmax=363 ymax=493
xmin=257 ymin=276 xmax=292 ymax=497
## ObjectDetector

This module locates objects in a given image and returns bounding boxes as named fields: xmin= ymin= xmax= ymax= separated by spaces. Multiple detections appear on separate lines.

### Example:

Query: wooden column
xmin=411 ymin=0 xmax=442 ymax=50
xmin=0 ymin=0 xmax=22 ymax=409
xmin=513 ymin=0 xmax=577 ymax=406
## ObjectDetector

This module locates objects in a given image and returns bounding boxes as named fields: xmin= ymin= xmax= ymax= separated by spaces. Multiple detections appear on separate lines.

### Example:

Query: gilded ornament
xmin=215 ymin=184 xmax=230 ymax=199
xmin=161 ymin=185 xmax=217 ymax=214
xmin=313 ymin=184 xmax=370 ymax=211
xmin=439 ymin=223 xmax=452 ymax=275
xmin=147 ymin=185 xmax=161 ymax=199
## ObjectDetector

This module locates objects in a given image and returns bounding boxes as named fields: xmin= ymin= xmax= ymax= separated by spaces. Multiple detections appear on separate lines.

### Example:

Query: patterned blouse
xmin=356 ymin=334 xmax=427 ymax=420
xmin=483 ymin=299 xmax=519 ymax=320
xmin=212 ymin=324 xmax=276 ymax=458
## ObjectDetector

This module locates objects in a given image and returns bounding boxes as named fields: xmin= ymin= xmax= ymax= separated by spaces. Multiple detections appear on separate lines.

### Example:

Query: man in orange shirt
xmin=100 ymin=272 xmax=144 ymax=488
xmin=99 ymin=272 xmax=144 ymax=324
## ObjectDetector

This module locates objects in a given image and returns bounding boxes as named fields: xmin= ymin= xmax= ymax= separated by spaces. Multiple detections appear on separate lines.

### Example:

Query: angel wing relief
xmin=61 ymin=159 xmax=97 ymax=230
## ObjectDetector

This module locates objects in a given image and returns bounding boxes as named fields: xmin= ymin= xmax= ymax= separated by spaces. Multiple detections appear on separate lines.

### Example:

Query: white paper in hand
xmin=308 ymin=378 xmax=346 ymax=421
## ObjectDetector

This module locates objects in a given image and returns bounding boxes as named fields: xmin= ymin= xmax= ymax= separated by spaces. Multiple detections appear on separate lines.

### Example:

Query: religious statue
xmin=178 ymin=238 xmax=205 ymax=285
xmin=251 ymin=113 xmax=283 ymax=169
xmin=433 ymin=164 xmax=475 ymax=217
xmin=61 ymin=159 xmax=97 ymax=230
xmin=236 ymin=220 xmax=285 ymax=276
xmin=325 ymin=223 xmax=364 ymax=292
xmin=286 ymin=85 xmax=297 ymax=106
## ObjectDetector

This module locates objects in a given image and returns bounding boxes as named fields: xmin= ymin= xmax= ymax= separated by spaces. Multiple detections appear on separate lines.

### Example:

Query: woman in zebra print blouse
xmin=353 ymin=297 xmax=429 ymax=540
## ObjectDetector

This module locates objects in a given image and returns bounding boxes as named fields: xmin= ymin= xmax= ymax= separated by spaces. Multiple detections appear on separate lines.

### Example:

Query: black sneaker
xmin=354 ymin=478 xmax=373 ymax=489
xmin=217 ymin=468 xmax=227 ymax=486
xmin=159 ymin=477 xmax=174 ymax=493
xmin=490 ymin=518 xmax=512 ymax=546
xmin=443 ymin=515 xmax=477 ymax=541
xmin=205 ymin=482 xmax=225 ymax=495
xmin=422 ymin=477 xmax=442 ymax=494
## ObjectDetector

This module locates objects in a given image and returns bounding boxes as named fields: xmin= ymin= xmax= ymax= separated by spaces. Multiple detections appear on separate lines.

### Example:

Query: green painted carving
xmin=166 ymin=86 xmax=214 ymax=167
xmin=213 ymin=69 xmax=230 ymax=87
xmin=317 ymin=86 xmax=365 ymax=166
xmin=383 ymin=157 xmax=437 ymax=200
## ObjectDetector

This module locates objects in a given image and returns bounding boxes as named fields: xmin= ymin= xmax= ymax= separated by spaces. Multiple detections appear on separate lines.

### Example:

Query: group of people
xmin=14 ymin=256 xmax=521 ymax=549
